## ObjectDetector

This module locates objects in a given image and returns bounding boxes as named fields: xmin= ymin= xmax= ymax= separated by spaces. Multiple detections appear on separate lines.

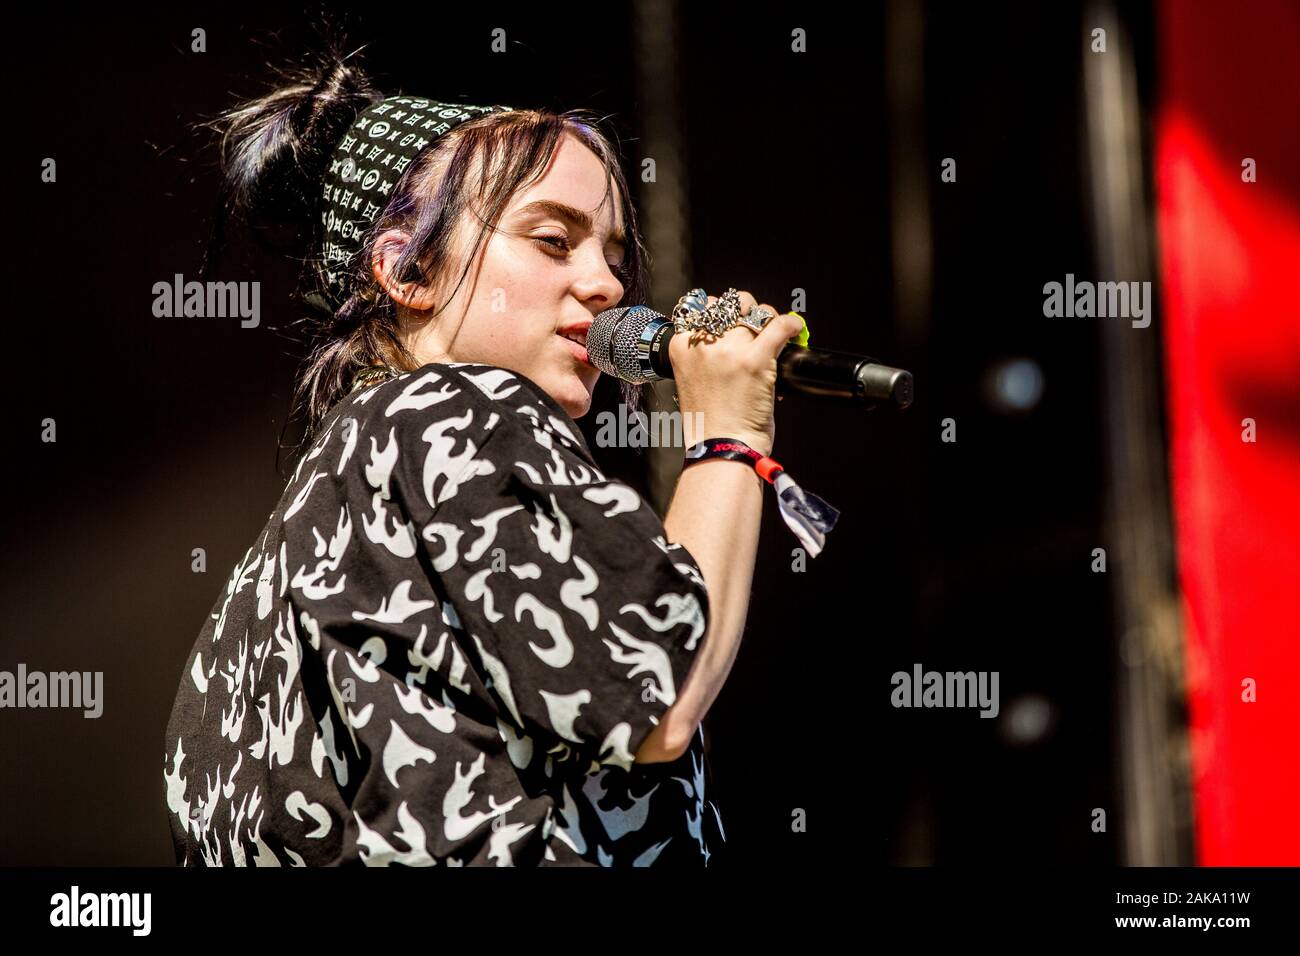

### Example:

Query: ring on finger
xmin=738 ymin=305 xmax=776 ymax=335
xmin=695 ymin=287 xmax=744 ymax=335
xmin=672 ymin=288 xmax=710 ymax=332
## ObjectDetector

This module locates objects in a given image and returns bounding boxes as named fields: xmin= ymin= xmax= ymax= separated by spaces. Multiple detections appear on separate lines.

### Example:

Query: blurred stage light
xmin=999 ymin=692 xmax=1056 ymax=746
xmin=983 ymin=358 xmax=1045 ymax=413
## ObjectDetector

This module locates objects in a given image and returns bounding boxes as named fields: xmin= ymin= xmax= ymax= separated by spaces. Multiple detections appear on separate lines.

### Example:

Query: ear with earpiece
xmin=371 ymin=229 xmax=440 ymax=311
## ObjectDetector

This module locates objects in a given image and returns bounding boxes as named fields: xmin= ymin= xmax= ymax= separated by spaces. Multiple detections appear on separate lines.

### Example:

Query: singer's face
xmin=410 ymin=132 xmax=628 ymax=419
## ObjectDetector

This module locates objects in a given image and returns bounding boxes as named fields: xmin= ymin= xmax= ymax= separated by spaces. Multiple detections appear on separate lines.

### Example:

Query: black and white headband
xmin=313 ymin=95 xmax=515 ymax=312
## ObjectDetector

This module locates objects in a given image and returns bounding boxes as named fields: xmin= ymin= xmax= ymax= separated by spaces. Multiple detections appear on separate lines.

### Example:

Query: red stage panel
xmin=1156 ymin=0 xmax=1300 ymax=865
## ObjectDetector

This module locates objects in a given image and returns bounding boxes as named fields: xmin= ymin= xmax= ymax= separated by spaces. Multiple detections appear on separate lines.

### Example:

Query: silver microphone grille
xmin=589 ymin=305 xmax=661 ymax=383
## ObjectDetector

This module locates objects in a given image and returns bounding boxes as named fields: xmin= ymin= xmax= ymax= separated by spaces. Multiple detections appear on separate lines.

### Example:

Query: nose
xmin=571 ymin=245 xmax=625 ymax=311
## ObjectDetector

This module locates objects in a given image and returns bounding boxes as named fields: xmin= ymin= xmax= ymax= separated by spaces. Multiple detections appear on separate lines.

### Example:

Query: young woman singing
xmin=163 ymin=49 xmax=801 ymax=867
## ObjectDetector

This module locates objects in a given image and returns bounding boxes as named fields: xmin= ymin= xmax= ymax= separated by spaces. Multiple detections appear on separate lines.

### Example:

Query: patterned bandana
xmin=313 ymin=95 xmax=515 ymax=311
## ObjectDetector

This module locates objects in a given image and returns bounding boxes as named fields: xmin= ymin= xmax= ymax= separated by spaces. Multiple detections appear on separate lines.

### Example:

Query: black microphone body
xmin=589 ymin=305 xmax=914 ymax=410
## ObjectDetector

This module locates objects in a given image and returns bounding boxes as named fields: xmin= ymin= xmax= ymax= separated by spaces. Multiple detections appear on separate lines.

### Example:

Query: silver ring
xmin=738 ymin=305 xmax=776 ymax=334
xmin=675 ymin=287 xmax=747 ymax=335
xmin=671 ymin=288 xmax=710 ymax=329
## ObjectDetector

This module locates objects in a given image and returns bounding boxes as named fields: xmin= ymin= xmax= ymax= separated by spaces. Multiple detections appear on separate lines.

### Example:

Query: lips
xmin=558 ymin=332 xmax=592 ymax=366
xmin=556 ymin=322 xmax=594 ymax=367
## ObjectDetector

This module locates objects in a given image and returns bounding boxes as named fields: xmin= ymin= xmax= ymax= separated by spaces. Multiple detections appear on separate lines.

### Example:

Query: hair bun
xmin=209 ymin=50 xmax=382 ymax=236
xmin=289 ymin=59 xmax=375 ymax=154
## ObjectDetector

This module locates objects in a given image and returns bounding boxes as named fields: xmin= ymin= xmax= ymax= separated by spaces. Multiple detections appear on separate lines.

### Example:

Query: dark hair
xmin=200 ymin=43 xmax=649 ymax=450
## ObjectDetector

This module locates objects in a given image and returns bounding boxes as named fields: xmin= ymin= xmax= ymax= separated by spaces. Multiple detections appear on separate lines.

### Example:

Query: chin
xmin=554 ymin=375 xmax=596 ymax=419
xmin=559 ymin=391 xmax=593 ymax=419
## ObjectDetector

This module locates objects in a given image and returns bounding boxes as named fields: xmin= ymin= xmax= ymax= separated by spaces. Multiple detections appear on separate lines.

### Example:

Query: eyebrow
xmin=513 ymin=199 xmax=627 ymax=248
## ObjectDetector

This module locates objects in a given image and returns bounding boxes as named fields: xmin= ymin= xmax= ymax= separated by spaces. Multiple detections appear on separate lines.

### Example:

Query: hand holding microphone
xmin=587 ymin=288 xmax=894 ymax=556
xmin=588 ymin=293 xmax=915 ymax=437
xmin=666 ymin=290 xmax=803 ymax=457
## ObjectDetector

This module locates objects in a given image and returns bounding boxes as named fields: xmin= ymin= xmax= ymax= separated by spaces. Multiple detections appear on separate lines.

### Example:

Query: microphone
xmin=588 ymin=305 xmax=914 ymax=410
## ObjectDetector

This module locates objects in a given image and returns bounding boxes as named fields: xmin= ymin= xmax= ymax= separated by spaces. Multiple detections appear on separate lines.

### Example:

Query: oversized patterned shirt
xmin=163 ymin=362 xmax=725 ymax=866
